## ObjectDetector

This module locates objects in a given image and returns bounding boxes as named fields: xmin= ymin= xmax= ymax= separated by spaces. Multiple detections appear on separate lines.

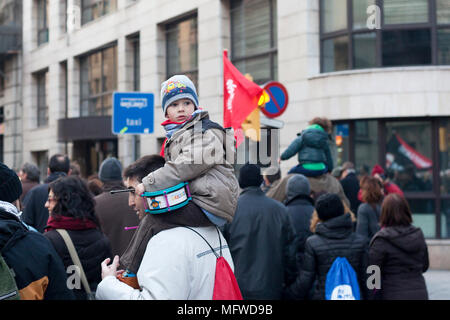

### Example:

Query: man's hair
xmin=48 ymin=154 xmax=70 ymax=174
xmin=264 ymin=167 xmax=281 ymax=184
xmin=341 ymin=161 xmax=354 ymax=171
xmin=123 ymin=155 xmax=166 ymax=182
xmin=20 ymin=162 xmax=41 ymax=183
xmin=380 ymin=193 xmax=412 ymax=227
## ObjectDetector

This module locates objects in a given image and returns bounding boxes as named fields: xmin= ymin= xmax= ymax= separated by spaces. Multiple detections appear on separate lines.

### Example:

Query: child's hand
xmin=135 ymin=183 xmax=145 ymax=196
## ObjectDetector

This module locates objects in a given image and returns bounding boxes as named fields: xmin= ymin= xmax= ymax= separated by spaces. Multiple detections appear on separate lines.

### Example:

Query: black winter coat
xmin=285 ymin=214 xmax=368 ymax=300
xmin=222 ymin=187 xmax=297 ymax=300
xmin=340 ymin=172 xmax=361 ymax=214
xmin=0 ymin=208 xmax=75 ymax=300
xmin=22 ymin=172 xmax=67 ymax=233
xmin=285 ymin=195 xmax=314 ymax=269
xmin=45 ymin=228 xmax=112 ymax=300
xmin=368 ymin=225 xmax=429 ymax=300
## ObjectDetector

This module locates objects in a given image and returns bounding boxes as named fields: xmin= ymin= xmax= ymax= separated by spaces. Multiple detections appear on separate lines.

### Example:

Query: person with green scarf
xmin=280 ymin=117 xmax=334 ymax=177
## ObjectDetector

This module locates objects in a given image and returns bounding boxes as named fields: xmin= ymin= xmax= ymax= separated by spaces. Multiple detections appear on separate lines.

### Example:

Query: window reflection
xmin=386 ymin=121 xmax=433 ymax=192
xmin=409 ymin=199 xmax=435 ymax=238
xmin=355 ymin=120 xmax=378 ymax=176
xmin=442 ymin=200 xmax=450 ymax=238
xmin=440 ymin=119 xmax=450 ymax=194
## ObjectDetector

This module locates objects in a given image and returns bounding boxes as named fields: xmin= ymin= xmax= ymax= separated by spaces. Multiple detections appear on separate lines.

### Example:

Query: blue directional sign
xmin=113 ymin=92 xmax=154 ymax=134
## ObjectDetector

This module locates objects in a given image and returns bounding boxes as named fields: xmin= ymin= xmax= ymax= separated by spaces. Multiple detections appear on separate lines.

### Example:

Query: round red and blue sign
xmin=261 ymin=81 xmax=289 ymax=119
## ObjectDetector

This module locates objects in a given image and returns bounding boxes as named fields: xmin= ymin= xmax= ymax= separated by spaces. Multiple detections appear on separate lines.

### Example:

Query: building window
xmin=0 ymin=61 xmax=5 ymax=97
xmin=230 ymin=0 xmax=277 ymax=84
xmin=320 ymin=0 xmax=450 ymax=72
xmin=0 ymin=0 xmax=22 ymax=26
xmin=37 ymin=0 xmax=49 ymax=45
xmin=333 ymin=117 xmax=450 ymax=239
xmin=36 ymin=71 xmax=48 ymax=127
xmin=80 ymin=45 xmax=117 ymax=116
xmin=165 ymin=14 xmax=198 ymax=87
xmin=81 ymin=0 xmax=117 ymax=25
xmin=129 ymin=34 xmax=140 ymax=91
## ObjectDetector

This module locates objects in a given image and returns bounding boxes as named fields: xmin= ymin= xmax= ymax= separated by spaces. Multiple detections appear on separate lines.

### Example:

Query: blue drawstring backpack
xmin=325 ymin=257 xmax=360 ymax=300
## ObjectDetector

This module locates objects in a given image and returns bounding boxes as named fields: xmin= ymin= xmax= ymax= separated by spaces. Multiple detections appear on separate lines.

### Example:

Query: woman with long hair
xmin=44 ymin=176 xmax=111 ymax=300
xmin=356 ymin=176 xmax=384 ymax=243
xmin=368 ymin=194 xmax=429 ymax=300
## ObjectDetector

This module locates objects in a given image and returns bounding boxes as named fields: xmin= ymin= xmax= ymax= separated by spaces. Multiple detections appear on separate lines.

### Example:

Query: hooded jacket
xmin=222 ymin=187 xmax=297 ymax=300
xmin=368 ymin=225 xmax=429 ymax=300
xmin=22 ymin=172 xmax=67 ymax=233
xmin=285 ymin=214 xmax=368 ymax=300
xmin=281 ymin=126 xmax=334 ymax=172
xmin=0 ymin=203 xmax=74 ymax=300
xmin=284 ymin=176 xmax=315 ymax=270
xmin=142 ymin=111 xmax=238 ymax=223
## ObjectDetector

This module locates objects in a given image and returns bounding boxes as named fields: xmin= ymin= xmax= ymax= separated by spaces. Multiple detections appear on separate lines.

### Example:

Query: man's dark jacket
xmin=222 ymin=187 xmax=297 ymax=300
xmin=22 ymin=172 xmax=67 ymax=233
xmin=285 ymin=195 xmax=314 ymax=270
xmin=0 ymin=208 xmax=75 ymax=300
xmin=95 ymin=181 xmax=140 ymax=257
xmin=340 ymin=172 xmax=361 ymax=215
xmin=285 ymin=214 xmax=368 ymax=300
xmin=368 ymin=225 xmax=429 ymax=300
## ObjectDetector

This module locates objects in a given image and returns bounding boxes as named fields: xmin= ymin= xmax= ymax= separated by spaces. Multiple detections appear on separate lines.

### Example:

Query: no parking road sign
xmin=260 ymin=81 xmax=289 ymax=119
xmin=113 ymin=92 xmax=154 ymax=134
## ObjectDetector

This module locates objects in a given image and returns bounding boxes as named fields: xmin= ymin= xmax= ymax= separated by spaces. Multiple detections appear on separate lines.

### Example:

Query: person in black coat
xmin=285 ymin=193 xmax=368 ymax=300
xmin=43 ymin=176 xmax=112 ymax=300
xmin=339 ymin=162 xmax=362 ymax=215
xmin=222 ymin=164 xmax=297 ymax=300
xmin=0 ymin=162 xmax=74 ymax=300
xmin=368 ymin=194 xmax=429 ymax=300
xmin=22 ymin=154 xmax=71 ymax=232
xmin=284 ymin=174 xmax=314 ymax=270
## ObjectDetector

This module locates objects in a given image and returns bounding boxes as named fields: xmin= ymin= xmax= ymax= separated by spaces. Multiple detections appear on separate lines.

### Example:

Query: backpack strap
xmin=184 ymin=226 xmax=222 ymax=258
xmin=55 ymin=229 xmax=92 ymax=295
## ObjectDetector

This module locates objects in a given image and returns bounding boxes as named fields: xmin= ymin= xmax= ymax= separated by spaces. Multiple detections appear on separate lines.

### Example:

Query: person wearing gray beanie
xmin=99 ymin=157 xmax=123 ymax=183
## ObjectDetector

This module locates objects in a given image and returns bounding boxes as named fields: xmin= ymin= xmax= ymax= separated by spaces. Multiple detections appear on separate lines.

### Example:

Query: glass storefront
xmin=333 ymin=117 xmax=449 ymax=238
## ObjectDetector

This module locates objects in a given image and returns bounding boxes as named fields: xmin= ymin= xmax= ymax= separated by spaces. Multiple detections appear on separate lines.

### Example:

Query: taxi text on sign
xmin=112 ymin=92 xmax=154 ymax=135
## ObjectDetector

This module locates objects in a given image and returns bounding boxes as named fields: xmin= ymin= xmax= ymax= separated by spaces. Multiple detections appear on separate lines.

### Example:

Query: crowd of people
xmin=0 ymin=74 xmax=429 ymax=301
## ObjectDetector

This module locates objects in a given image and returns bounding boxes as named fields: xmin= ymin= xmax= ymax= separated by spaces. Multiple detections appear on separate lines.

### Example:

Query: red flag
xmin=223 ymin=50 xmax=263 ymax=146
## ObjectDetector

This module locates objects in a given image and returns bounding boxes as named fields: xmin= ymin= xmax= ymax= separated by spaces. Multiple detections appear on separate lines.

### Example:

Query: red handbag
xmin=185 ymin=227 xmax=243 ymax=300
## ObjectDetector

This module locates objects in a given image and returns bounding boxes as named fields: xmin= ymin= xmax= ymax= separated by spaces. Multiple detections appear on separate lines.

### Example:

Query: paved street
xmin=424 ymin=270 xmax=450 ymax=300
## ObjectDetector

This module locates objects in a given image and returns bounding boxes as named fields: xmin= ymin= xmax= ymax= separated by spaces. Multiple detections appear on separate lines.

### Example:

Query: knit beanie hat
xmin=286 ymin=174 xmax=311 ymax=203
xmin=98 ymin=157 xmax=123 ymax=182
xmin=238 ymin=163 xmax=263 ymax=189
xmin=315 ymin=193 xmax=344 ymax=221
xmin=371 ymin=164 xmax=385 ymax=177
xmin=0 ymin=162 xmax=22 ymax=203
xmin=160 ymin=75 xmax=199 ymax=115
